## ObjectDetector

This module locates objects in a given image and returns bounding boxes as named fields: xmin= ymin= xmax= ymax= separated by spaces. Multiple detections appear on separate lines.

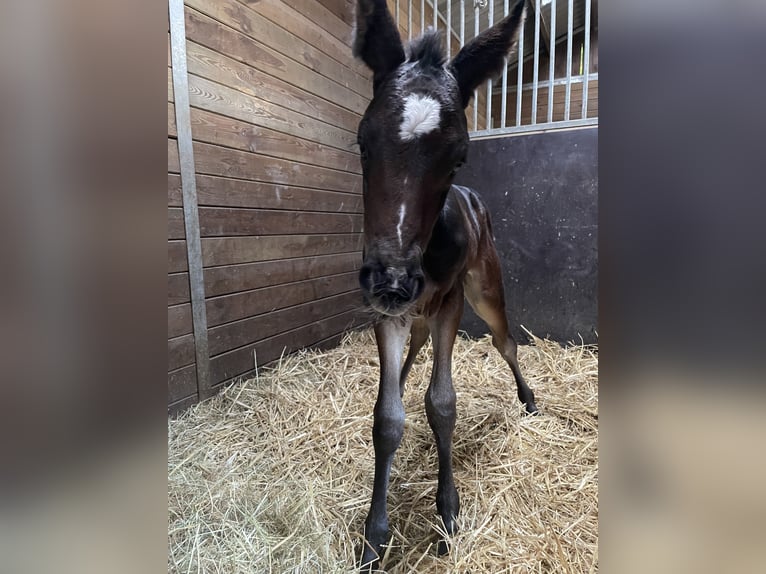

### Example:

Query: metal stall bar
xmin=564 ymin=0 xmax=573 ymax=120
xmin=581 ymin=0 xmax=591 ymax=119
xmin=531 ymin=0 xmax=540 ymax=125
xmin=460 ymin=0 xmax=465 ymax=46
xmin=408 ymin=0 xmax=413 ymax=39
xmin=500 ymin=0 xmax=509 ymax=128
xmin=396 ymin=0 xmax=400 ymax=28
xmin=168 ymin=0 xmax=211 ymax=399
xmin=485 ymin=0 xmax=494 ymax=129
xmin=446 ymin=0 xmax=452 ymax=58
xmin=434 ymin=0 xmax=438 ymax=30
xmin=421 ymin=0 xmax=425 ymax=32
xmin=473 ymin=2 xmax=479 ymax=130
xmin=515 ymin=6 xmax=524 ymax=125
xmin=470 ymin=116 xmax=597 ymax=138
xmin=547 ymin=0 xmax=556 ymax=123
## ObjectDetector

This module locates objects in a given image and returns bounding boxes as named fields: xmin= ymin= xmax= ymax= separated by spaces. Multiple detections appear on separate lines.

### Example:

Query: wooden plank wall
xmin=168 ymin=0 xmax=371 ymax=413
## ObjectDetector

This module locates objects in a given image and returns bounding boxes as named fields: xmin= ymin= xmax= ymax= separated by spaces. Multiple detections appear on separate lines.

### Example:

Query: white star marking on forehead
xmin=399 ymin=93 xmax=441 ymax=142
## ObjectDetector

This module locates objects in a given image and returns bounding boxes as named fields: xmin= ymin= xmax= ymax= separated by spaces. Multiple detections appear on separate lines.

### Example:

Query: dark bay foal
xmin=352 ymin=0 xmax=536 ymax=568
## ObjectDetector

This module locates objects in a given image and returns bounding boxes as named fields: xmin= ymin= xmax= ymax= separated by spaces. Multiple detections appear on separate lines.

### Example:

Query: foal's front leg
xmin=360 ymin=318 xmax=411 ymax=570
xmin=426 ymin=287 xmax=463 ymax=555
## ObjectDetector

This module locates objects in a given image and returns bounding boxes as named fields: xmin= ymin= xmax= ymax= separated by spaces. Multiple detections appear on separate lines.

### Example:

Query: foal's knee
xmin=372 ymin=403 xmax=405 ymax=454
xmin=425 ymin=384 xmax=456 ymax=432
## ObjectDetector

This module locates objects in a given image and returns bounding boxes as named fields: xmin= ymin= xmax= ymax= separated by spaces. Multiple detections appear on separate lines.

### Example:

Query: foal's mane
xmin=406 ymin=30 xmax=446 ymax=68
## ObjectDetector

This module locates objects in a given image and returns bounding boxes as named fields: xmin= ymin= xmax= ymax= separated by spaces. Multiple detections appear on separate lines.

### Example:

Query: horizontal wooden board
xmin=188 ymin=140 xmax=362 ymax=194
xmin=168 ymin=207 xmax=363 ymax=240
xmin=168 ymin=393 xmax=199 ymax=416
xmin=168 ymin=66 xmax=174 ymax=102
xmin=264 ymin=0 xmax=353 ymax=47
xmin=168 ymin=363 xmax=197 ymax=404
xmin=168 ymin=333 xmax=195 ymax=371
xmin=186 ymin=0 xmax=372 ymax=99
xmin=178 ymin=103 xmax=361 ymax=174
xmin=208 ymin=289 xmax=362 ymax=356
xmin=206 ymin=271 xmax=359 ymax=327
xmin=209 ymin=307 xmax=366 ymax=384
xmin=168 ymin=240 xmax=188 ymax=273
xmin=168 ymin=207 xmax=185 ymax=240
xmin=184 ymin=8 xmax=367 ymax=116
xmin=168 ymin=302 xmax=192 ymax=338
xmin=319 ymin=0 xmax=354 ymax=27
xmin=203 ymin=251 xmax=362 ymax=298
xmin=194 ymin=174 xmax=364 ymax=212
xmin=185 ymin=40 xmax=360 ymax=135
xmin=168 ymin=102 xmax=177 ymax=137
xmin=168 ymin=138 xmax=179 ymax=173
xmin=168 ymin=174 xmax=183 ymax=207
xmin=186 ymin=0 xmax=370 ymax=98
xmin=242 ymin=0 xmax=370 ymax=78
xmin=201 ymin=233 xmax=364 ymax=266
xmin=168 ymin=271 xmax=190 ymax=305
xmin=187 ymin=72 xmax=357 ymax=153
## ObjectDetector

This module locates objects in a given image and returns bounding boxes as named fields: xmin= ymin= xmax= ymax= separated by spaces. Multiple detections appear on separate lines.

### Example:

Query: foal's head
xmin=353 ymin=0 xmax=526 ymax=317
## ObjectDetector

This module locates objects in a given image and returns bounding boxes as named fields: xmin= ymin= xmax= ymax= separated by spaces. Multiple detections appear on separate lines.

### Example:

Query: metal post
xmin=485 ymin=0 xmax=494 ymax=129
xmin=434 ymin=0 xmax=438 ymax=31
xmin=168 ymin=0 xmax=211 ymax=399
xmin=396 ymin=0 xmax=400 ymax=29
xmin=515 ymin=7 xmax=524 ymax=125
xmin=446 ymin=0 xmax=452 ymax=59
xmin=547 ymin=0 xmax=556 ymax=123
xmin=408 ymin=0 xmax=412 ymax=40
xmin=565 ymin=0 xmax=573 ymax=120
xmin=421 ymin=0 xmax=425 ymax=34
xmin=500 ymin=0 xmax=509 ymax=128
xmin=531 ymin=0 xmax=540 ymax=125
xmin=473 ymin=3 xmax=479 ymax=130
xmin=460 ymin=0 xmax=465 ymax=47
xmin=581 ymin=0 xmax=591 ymax=119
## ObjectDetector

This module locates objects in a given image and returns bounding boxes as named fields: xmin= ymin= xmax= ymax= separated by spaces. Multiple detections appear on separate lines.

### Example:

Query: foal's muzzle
xmin=359 ymin=261 xmax=425 ymax=316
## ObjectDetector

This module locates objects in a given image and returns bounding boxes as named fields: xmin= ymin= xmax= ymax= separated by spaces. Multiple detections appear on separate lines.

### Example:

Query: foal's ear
xmin=353 ymin=0 xmax=406 ymax=90
xmin=449 ymin=0 xmax=527 ymax=108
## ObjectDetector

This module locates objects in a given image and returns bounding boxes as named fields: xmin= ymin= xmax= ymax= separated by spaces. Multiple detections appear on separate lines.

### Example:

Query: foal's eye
xmin=450 ymin=161 xmax=464 ymax=177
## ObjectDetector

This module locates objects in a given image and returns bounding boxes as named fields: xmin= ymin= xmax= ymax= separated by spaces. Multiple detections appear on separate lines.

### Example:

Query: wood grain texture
xmin=168 ymin=240 xmax=188 ymax=273
xmin=169 ymin=207 xmax=363 ymax=240
xmin=184 ymin=8 xmax=367 ymax=115
xmin=206 ymin=271 xmax=359 ymax=327
xmin=168 ymin=333 xmax=195 ymax=371
xmin=194 ymin=174 xmax=363 ymax=212
xmin=168 ymin=174 xmax=183 ymax=207
xmin=186 ymin=0 xmax=370 ymax=97
xmin=189 ymin=140 xmax=362 ymax=194
xmin=176 ymin=103 xmax=361 ymax=174
xmin=208 ymin=289 xmax=362 ymax=356
xmin=168 ymin=301 xmax=193 ymax=338
xmin=209 ymin=307 xmax=366 ymax=384
xmin=187 ymin=72 xmax=358 ymax=153
xmin=168 ymin=138 xmax=180 ymax=173
xmin=186 ymin=40 xmax=360 ymax=135
xmin=200 ymin=233 xmax=364 ymax=266
xmin=168 ymin=271 xmax=191 ymax=305
xmin=268 ymin=0 xmax=353 ymax=46
xmin=203 ymin=251 xmax=362 ymax=298
xmin=168 ymin=364 xmax=198 ymax=403
xmin=240 ymin=0 xmax=370 ymax=78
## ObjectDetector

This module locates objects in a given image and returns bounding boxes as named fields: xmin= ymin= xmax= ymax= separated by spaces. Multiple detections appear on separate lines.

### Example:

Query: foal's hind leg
xmin=426 ymin=287 xmax=463 ymax=554
xmin=465 ymin=250 xmax=538 ymax=414
xmin=399 ymin=318 xmax=429 ymax=397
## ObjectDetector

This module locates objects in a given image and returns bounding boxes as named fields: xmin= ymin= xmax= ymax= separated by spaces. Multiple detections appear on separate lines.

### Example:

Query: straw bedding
xmin=168 ymin=328 xmax=598 ymax=573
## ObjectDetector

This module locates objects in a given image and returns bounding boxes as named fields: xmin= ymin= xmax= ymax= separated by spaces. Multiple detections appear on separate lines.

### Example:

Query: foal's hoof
xmin=437 ymin=538 xmax=450 ymax=556
xmin=359 ymin=541 xmax=383 ymax=572
xmin=525 ymin=401 xmax=539 ymax=415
